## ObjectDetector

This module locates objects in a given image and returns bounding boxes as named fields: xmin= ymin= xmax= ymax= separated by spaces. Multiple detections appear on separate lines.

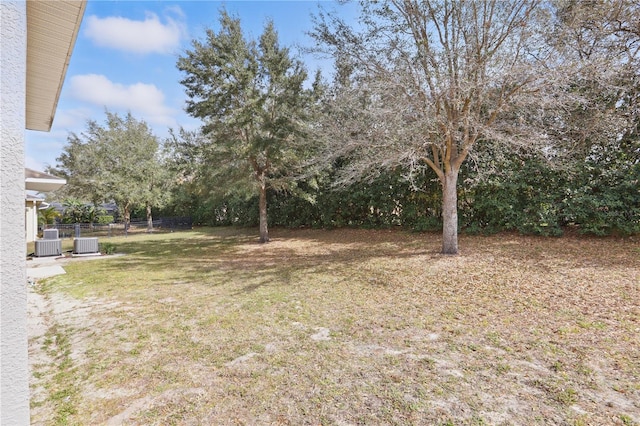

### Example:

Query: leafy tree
xmin=162 ymin=127 xmax=214 ymax=223
xmin=47 ymin=122 xmax=107 ymax=207
xmin=177 ymin=9 xmax=320 ymax=243
xmin=50 ymin=111 xmax=164 ymax=228
xmin=140 ymin=152 xmax=172 ymax=232
xmin=81 ymin=204 xmax=102 ymax=228
xmin=38 ymin=206 xmax=60 ymax=226
xmin=61 ymin=198 xmax=85 ymax=224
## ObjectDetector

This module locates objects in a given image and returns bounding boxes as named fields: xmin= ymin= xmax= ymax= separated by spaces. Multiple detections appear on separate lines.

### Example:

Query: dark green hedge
xmin=161 ymin=142 xmax=639 ymax=236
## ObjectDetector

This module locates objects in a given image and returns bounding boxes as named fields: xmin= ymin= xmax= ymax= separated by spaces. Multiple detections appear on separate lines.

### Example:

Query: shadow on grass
xmin=83 ymin=227 xmax=439 ymax=295
xmin=72 ymin=226 xmax=640 ymax=298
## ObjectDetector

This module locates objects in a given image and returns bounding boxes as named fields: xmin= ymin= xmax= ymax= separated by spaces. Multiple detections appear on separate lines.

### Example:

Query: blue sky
xmin=26 ymin=0 xmax=357 ymax=171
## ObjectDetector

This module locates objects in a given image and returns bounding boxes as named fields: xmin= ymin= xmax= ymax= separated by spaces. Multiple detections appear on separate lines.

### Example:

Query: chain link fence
xmin=40 ymin=217 xmax=192 ymax=238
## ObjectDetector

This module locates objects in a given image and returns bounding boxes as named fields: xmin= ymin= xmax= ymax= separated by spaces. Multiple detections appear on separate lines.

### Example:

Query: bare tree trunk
xmin=258 ymin=177 xmax=269 ymax=243
xmin=123 ymin=204 xmax=131 ymax=234
xmin=441 ymin=169 xmax=459 ymax=255
xmin=146 ymin=204 xmax=153 ymax=233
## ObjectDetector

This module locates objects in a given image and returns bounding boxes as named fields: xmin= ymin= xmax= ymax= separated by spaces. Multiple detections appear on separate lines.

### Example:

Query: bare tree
xmin=311 ymin=0 xmax=565 ymax=254
xmin=546 ymin=0 xmax=640 ymax=155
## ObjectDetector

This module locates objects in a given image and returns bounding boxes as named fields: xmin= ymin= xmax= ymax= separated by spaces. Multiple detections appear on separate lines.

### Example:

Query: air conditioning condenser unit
xmin=35 ymin=239 xmax=62 ymax=257
xmin=43 ymin=229 xmax=59 ymax=239
xmin=73 ymin=237 xmax=99 ymax=254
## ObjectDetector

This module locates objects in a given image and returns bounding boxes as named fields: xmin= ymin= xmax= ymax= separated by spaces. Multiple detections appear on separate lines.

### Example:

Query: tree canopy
xmin=308 ymin=0 xmax=639 ymax=253
xmin=177 ymin=9 xmax=321 ymax=243
xmin=49 ymin=111 xmax=165 ymax=227
xmin=50 ymin=3 xmax=639 ymax=244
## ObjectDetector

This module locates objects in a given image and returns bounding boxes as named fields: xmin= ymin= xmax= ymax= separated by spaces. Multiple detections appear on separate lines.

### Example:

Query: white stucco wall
xmin=1 ymin=2 xmax=30 ymax=424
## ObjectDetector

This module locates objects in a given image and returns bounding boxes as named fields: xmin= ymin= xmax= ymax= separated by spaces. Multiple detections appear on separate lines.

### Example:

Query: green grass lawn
xmin=29 ymin=227 xmax=640 ymax=425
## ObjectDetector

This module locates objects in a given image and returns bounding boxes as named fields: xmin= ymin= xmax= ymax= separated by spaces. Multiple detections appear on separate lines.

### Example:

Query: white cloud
xmin=68 ymin=74 xmax=178 ymax=128
xmin=84 ymin=10 xmax=185 ymax=54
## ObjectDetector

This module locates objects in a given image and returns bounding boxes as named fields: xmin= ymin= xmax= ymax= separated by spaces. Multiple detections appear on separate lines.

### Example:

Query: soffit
xmin=25 ymin=168 xmax=66 ymax=192
xmin=26 ymin=0 xmax=86 ymax=131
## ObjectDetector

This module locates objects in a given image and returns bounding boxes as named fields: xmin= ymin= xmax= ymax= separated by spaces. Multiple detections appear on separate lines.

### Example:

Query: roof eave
xmin=25 ymin=178 xmax=67 ymax=192
xmin=25 ymin=0 xmax=86 ymax=132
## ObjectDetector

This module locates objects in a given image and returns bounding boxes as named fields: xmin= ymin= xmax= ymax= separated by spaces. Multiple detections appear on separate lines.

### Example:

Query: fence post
xmin=74 ymin=223 xmax=81 ymax=238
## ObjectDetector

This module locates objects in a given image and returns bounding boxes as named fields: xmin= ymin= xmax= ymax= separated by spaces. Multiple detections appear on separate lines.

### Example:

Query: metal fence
xmin=41 ymin=217 xmax=192 ymax=238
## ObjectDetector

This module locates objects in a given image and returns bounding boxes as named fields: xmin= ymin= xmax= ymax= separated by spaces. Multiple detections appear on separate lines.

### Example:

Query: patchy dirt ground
xmin=28 ymin=228 xmax=640 ymax=425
